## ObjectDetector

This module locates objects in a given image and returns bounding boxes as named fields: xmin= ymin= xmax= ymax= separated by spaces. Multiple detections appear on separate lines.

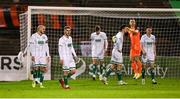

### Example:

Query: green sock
xmin=100 ymin=65 xmax=104 ymax=75
xmin=116 ymin=70 xmax=122 ymax=81
xmin=37 ymin=69 xmax=41 ymax=80
xmin=92 ymin=64 xmax=97 ymax=75
xmin=151 ymin=68 xmax=155 ymax=79
xmin=31 ymin=70 xmax=37 ymax=79
xmin=142 ymin=68 xmax=145 ymax=79
xmin=63 ymin=75 xmax=68 ymax=85
xmin=39 ymin=71 xmax=44 ymax=83
xmin=105 ymin=68 xmax=112 ymax=78
xmin=67 ymin=72 xmax=73 ymax=78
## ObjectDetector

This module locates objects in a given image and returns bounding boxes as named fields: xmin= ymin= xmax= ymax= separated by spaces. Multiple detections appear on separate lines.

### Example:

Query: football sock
xmin=116 ymin=70 xmax=122 ymax=81
xmin=150 ymin=68 xmax=155 ymax=79
xmin=142 ymin=67 xmax=145 ymax=79
xmin=105 ymin=67 xmax=113 ymax=78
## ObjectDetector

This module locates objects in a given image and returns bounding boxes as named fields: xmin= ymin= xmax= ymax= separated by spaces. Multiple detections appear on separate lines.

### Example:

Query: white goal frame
xmin=26 ymin=6 xmax=180 ymax=79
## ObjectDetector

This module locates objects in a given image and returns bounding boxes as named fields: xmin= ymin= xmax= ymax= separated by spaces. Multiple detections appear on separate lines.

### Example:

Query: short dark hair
xmin=120 ymin=24 xmax=127 ymax=30
xmin=146 ymin=25 xmax=152 ymax=29
xmin=95 ymin=25 xmax=101 ymax=32
xmin=64 ymin=26 xmax=71 ymax=30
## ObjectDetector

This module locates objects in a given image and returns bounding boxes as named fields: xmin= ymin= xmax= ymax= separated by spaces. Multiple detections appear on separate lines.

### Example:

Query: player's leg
xmin=131 ymin=56 xmax=139 ymax=79
xmin=141 ymin=64 xmax=146 ymax=85
xmin=150 ymin=61 xmax=157 ymax=84
xmin=39 ymin=66 xmax=48 ymax=88
xmin=131 ymin=59 xmax=138 ymax=79
xmin=134 ymin=56 xmax=142 ymax=79
xmin=37 ymin=57 xmax=49 ymax=88
xmin=64 ymin=67 xmax=76 ymax=89
xmin=116 ymin=64 xmax=127 ymax=85
xmin=102 ymin=64 xmax=115 ymax=85
xmin=141 ymin=54 xmax=148 ymax=85
xmin=92 ymin=58 xmax=98 ymax=80
xmin=130 ymin=49 xmax=137 ymax=78
xmin=62 ymin=69 xmax=70 ymax=89
xmin=31 ymin=66 xmax=38 ymax=88
xmin=99 ymin=59 xmax=105 ymax=81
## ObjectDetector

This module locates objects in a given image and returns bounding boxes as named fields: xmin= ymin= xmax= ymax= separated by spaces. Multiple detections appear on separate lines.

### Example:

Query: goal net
xmin=19 ymin=6 xmax=180 ymax=80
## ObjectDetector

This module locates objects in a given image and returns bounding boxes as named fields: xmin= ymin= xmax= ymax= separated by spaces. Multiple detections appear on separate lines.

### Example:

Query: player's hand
xmin=154 ymin=55 xmax=156 ymax=60
xmin=32 ymin=56 xmax=35 ymax=62
xmin=104 ymin=49 xmax=108 ymax=56
xmin=59 ymin=59 xmax=64 ymax=65
xmin=74 ymin=57 xmax=80 ymax=63
xmin=47 ymin=56 xmax=50 ymax=63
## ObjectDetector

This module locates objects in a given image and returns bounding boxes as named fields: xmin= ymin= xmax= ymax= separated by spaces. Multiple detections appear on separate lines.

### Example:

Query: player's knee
xmin=71 ymin=69 xmax=76 ymax=74
xmin=43 ymin=67 xmax=48 ymax=73
xmin=63 ymin=70 xmax=69 ymax=75
xmin=32 ymin=67 xmax=38 ymax=70
xmin=117 ymin=65 xmax=122 ymax=70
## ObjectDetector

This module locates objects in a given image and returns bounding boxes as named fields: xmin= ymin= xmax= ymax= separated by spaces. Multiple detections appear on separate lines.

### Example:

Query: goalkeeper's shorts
xmin=130 ymin=49 xmax=141 ymax=57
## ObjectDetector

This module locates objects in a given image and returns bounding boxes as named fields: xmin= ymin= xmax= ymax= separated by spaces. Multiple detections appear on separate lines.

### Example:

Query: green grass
xmin=0 ymin=78 xmax=180 ymax=98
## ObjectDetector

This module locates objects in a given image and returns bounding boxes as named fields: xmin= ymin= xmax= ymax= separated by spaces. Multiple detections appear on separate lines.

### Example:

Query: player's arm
xmin=90 ymin=33 xmax=94 ymax=45
xmin=70 ymin=38 xmax=79 ymax=62
xmin=45 ymin=36 xmax=50 ymax=62
xmin=117 ymin=37 xmax=123 ymax=53
xmin=29 ymin=35 xmax=36 ymax=61
xmin=71 ymin=43 xmax=77 ymax=58
xmin=127 ymin=27 xmax=138 ymax=35
xmin=104 ymin=33 xmax=108 ymax=52
xmin=58 ymin=39 xmax=64 ymax=65
xmin=153 ymin=36 xmax=156 ymax=59
xmin=140 ymin=36 xmax=146 ymax=56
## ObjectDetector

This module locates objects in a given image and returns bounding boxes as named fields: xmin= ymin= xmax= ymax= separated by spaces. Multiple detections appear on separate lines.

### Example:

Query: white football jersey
xmin=90 ymin=32 xmax=108 ymax=58
xmin=141 ymin=34 xmax=156 ymax=56
xmin=111 ymin=32 xmax=124 ymax=64
xmin=58 ymin=35 xmax=77 ymax=60
xmin=113 ymin=32 xmax=124 ymax=51
xmin=29 ymin=33 xmax=50 ymax=57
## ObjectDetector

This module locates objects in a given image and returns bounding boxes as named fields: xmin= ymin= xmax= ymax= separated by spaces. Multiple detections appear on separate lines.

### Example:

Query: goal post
xmin=19 ymin=6 xmax=180 ymax=80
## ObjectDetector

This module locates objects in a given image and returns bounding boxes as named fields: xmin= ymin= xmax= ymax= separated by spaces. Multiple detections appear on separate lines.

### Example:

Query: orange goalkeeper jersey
xmin=129 ymin=30 xmax=141 ymax=56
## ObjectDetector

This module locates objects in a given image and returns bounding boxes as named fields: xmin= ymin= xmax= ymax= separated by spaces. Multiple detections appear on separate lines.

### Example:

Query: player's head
xmin=120 ymin=24 xmax=128 ymax=33
xmin=129 ymin=19 xmax=136 ymax=27
xmin=95 ymin=25 xmax=101 ymax=34
xmin=37 ymin=25 xmax=46 ymax=34
xmin=64 ymin=26 xmax=71 ymax=36
xmin=146 ymin=25 xmax=152 ymax=35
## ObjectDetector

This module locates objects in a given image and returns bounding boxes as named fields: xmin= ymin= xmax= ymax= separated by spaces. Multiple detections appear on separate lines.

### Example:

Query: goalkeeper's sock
xmin=105 ymin=67 xmax=113 ymax=78
xmin=150 ymin=68 xmax=155 ymax=79
xmin=116 ymin=70 xmax=122 ymax=81
xmin=142 ymin=67 xmax=145 ymax=79
xmin=131 ymin=61 xmax=137 ymax=74
xmin=63 ymin=75 xmax=68 ymax=85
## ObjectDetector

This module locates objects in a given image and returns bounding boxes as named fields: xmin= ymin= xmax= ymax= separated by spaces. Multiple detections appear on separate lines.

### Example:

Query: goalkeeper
xmin=141 ymin=26 xmax=157 ymax=84
xmin=29 ymin=25 xmax=50 ymax=88
xmin=90 ymin=25 xmax=108 ymax=81
xmin=102 ymin=25 xmax=127 ymax=85
xmin=58 ymin=26 xmax=78 ymax=89
xmin=127 ymin=19 xmax=142 ymax=79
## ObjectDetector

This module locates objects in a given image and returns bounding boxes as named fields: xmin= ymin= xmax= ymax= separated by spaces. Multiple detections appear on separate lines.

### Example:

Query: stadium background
xmin=0 ymin=0 xmax=180 ymax=80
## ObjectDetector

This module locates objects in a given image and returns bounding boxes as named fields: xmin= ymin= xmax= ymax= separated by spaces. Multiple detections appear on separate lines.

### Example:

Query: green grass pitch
xmin=0 ymin=78 xmax=180 ymax=98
